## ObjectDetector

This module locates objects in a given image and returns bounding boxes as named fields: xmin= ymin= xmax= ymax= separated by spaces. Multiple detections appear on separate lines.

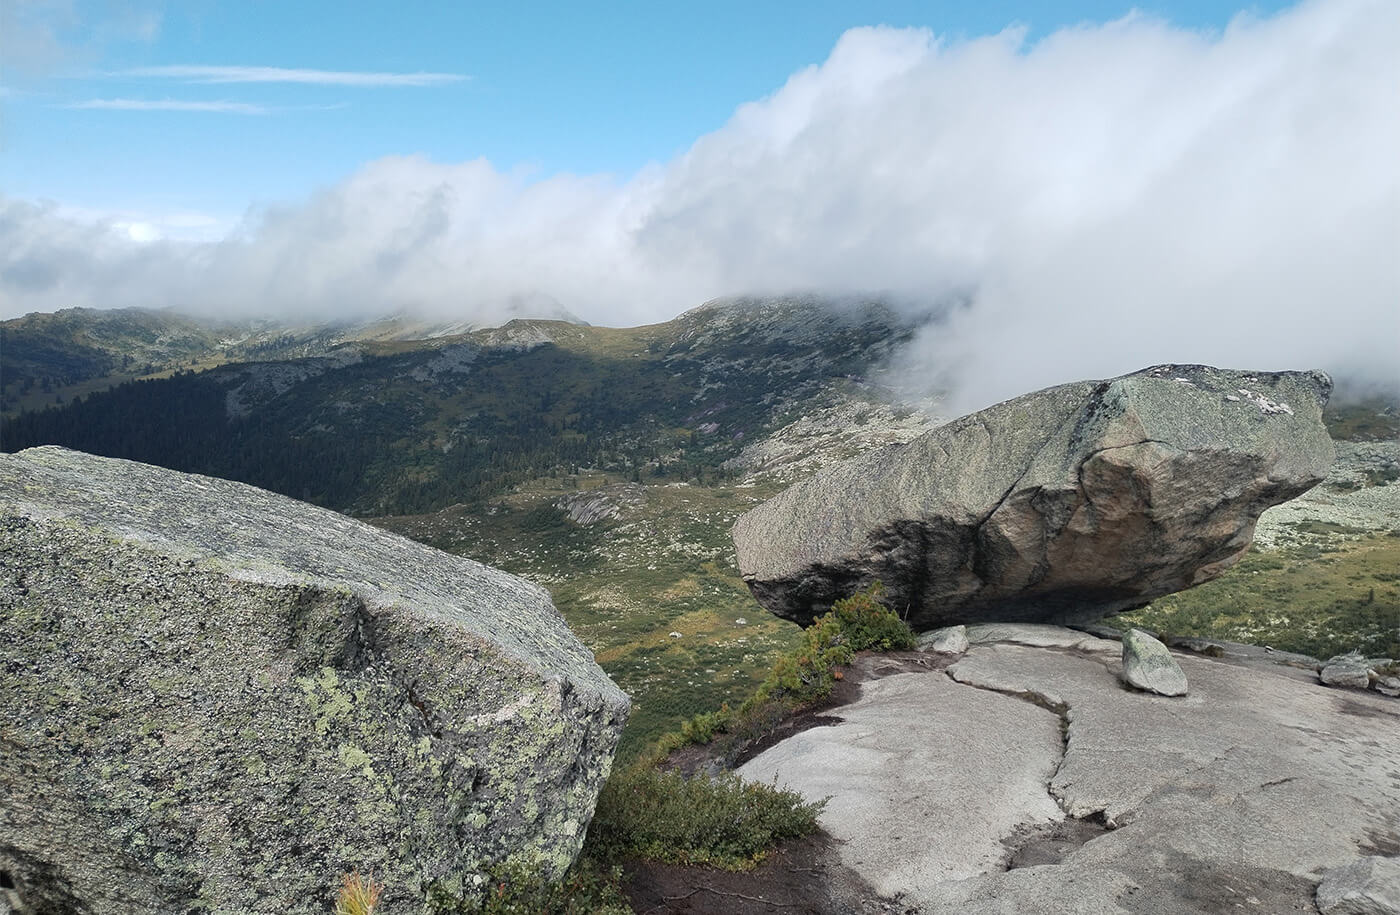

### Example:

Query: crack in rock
xmin=943 ymin=661 xmax=1120 ymax=854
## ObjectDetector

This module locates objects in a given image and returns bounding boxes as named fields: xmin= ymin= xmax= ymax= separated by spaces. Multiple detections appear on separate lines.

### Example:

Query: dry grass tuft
xmin=335 ymin=870 xmax=383 ymax=915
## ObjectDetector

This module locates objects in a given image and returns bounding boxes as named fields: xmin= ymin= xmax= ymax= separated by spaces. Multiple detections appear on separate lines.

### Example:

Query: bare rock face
xmin=742 ymin=628 xmax=1400 ymax=914
xmin=733 ymin=365 xmax=1334 ymax=630
xmin=555 ymin=483 xmax=647 ymax=526
xmin=0 ymin=447 xmax=629 ymax=915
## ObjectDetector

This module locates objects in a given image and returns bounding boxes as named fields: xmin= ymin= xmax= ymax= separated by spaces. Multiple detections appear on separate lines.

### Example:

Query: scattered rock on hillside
xmin=734 ymin=364 xmax=1334 ymax=630
xmin=1316 ymin=856 xmax=1400 ymax=915
xmin=556 ymin=483 xmax=648 ymax=525
xmin=0 ymin=447 xmax=628 ymax=915
xmin=1321 ymin=653 xmax=1374 ymax=690
xmin=1121 ymin=628 xmax=1188 ymax=696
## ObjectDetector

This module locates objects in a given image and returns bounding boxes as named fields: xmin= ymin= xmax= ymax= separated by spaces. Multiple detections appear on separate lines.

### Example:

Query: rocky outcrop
xmin=733 ymin=365 xmax=1334 ymax=630
xmin=556 ymin=483 xmax=648 ymax=526
xmin=739 ymin=626 xmax=1400 ymax=914
xmin=0 ymin=447 xmax=628 ymax=915
xmin=1121 ymin=628 xmax=1188 ymax=696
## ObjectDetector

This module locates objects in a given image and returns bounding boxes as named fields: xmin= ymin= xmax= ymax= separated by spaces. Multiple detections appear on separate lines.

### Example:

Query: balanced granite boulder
xmin=733 ymin=365 xmax=1333 ymax=630
xmin=0 ymin=447 xmax=629 ymax=915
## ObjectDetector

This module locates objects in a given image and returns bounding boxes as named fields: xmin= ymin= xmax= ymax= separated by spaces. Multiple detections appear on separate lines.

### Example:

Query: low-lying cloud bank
xmin=3 ymin=0 xmax=1396 ymax=409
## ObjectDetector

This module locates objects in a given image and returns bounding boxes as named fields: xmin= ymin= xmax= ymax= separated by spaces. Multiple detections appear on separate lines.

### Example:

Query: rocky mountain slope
xmin=4 ymin=302 xmax=1397 ymax=752
xmin=0 ymin=305 xmax=569 ymax=417
xmin=2 ymin=297 xmax=927 ymax=516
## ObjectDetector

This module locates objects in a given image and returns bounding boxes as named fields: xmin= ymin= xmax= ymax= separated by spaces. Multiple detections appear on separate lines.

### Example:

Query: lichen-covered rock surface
xmin=1121 ymin=628 xmax=1188 ymax=696
xmin=733 ymin=364 xmax=1334 ymax=630
xmin=0 ymin=447 xmax=629 ymax=915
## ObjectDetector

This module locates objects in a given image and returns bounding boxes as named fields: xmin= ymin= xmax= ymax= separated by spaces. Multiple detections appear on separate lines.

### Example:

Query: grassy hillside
xmin=1122 ymin=531 xmax=1400 ymax=659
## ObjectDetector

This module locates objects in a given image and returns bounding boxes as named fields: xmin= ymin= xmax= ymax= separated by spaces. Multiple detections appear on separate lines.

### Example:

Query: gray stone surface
xmin=0 ymin=447 xmax=629 ymax=915
xmin=918 ymin=624 xmax=970 ymax=654
xmin=1317 ymin=857 xmax=1400 ymax=915
xmin=733 ymin=364 xmax=1333 ymax=630
xmin=741 ymin=626 xmax=1400 ymax=914
xmin=739 ymin=668 xmax=1065 ymax=897
xmin=1322 ymin=653 xmax=1374 ymax=690
xmin=555 ymin=482 xmax=647 ymax=526
xmin=1121 ymin=628 xmax=1188 ymax=696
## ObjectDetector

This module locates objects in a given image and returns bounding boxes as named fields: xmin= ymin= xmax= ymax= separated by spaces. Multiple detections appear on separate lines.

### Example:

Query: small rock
xmin=1316 ymin=856 xmax=1400 ymax=915
xmin=919 ymin=625 xmax=970 ymax=655
xmin=1321 ymin=653 xmax=1372 ymax=690
xmin=735 ymin=617 xmax=748 ymax=626
xmin=1374 ymin=677 xmax=1400 ymax=698
xmin=1121 ymin=629 xmax=1188 ymax=696
xmin=669 ymin=631 xmax=684 ymax=639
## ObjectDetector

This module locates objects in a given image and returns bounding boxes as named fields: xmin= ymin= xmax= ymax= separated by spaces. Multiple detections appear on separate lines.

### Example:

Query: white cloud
xmin=4 ymin=0 xmax=1397 ymax=401
xmin=66 ymin=97 xmax=268 ymax=113
xmin=119 ymin=65 xmax=467 ymax=87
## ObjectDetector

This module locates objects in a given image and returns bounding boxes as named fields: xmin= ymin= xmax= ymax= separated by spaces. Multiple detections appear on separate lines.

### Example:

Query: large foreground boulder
xmin=734 ymin=365 xmax=1333 ymax=629
xmin=0 ymin=447 xmax=629 ymax=915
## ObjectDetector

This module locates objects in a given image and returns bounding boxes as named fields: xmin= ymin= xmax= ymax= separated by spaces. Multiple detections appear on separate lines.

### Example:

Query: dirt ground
xmin=619 ymin=652 xmax=951 ymax=915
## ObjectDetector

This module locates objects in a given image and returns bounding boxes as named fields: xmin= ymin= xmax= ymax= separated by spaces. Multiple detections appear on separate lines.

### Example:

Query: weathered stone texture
xmin=733 ymin=364 xmax=1333 ymax=630
xmin=1320 ymin=653 xmax=1374 ymax=690
xmin=1121 ymin=628 xmax=1188 ymax=696
xmin=744 ymin=626 xmax=1400 ymax=913
xmin=1317 ymin=856 xmax=1400 ymax=915
xmin=0 ymin=447 xmax=628 ymax=915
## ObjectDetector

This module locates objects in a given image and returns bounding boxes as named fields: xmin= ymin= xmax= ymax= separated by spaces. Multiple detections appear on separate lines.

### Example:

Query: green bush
xmin=653 ymin=583 xmax=916 ymax=768
xmin=585 ymin=764 xmax=824 ymax=870
xmin=746 ymin=582 xmax=914 ymax=708
xmin=828 ymin=581 xmax=919 ymax=652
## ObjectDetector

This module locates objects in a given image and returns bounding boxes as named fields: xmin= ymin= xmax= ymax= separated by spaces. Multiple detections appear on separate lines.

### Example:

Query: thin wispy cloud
xmin=119 ymin=65 xmax=467 ymax=87
xmin=67 ymin=98 xmax=269 ymax=114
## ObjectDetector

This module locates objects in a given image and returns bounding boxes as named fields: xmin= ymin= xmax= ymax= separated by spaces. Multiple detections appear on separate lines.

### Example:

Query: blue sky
xmin=5 ymin=0 xmax=1291 ymax=231
xmin=1 ymin=0 xmax=1395 ymax=405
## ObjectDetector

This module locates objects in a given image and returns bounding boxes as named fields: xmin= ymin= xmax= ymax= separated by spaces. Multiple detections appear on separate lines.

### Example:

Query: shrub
xmin=653 ymin=583 xmax=917 ymax=768
xmin=586 ymin=763 xmax=823 ymax=870
xmin=829 ymin=582 xmax=918 ymax=652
